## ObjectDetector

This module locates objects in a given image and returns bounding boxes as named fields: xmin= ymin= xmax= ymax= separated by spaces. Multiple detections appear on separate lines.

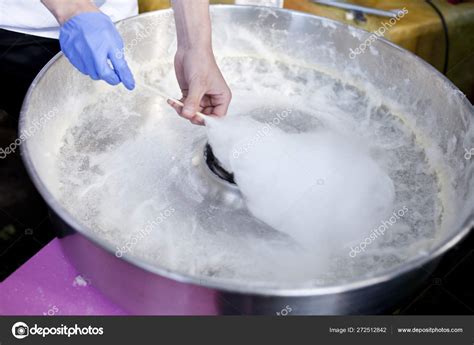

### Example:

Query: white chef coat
xmin=0 ymin=0 xmax=138 ymax=39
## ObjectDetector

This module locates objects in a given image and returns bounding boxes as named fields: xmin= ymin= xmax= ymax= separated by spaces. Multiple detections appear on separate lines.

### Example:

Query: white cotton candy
xmin=206 ymin=115 xmax=396 ymax=251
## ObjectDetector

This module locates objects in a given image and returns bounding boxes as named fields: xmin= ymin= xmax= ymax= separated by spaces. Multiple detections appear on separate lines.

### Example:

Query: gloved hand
xmin=59 ymin=12 xmax=135 ymax=90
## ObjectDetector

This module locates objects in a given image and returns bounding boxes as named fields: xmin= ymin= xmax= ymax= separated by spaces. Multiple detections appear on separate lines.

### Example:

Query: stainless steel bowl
xmin=20 ymin=5 xmax=474 ymax=314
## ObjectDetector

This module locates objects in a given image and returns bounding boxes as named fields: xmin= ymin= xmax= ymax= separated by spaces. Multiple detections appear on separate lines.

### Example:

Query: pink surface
xmin=0 ymin=239 xmax=126 ymax=315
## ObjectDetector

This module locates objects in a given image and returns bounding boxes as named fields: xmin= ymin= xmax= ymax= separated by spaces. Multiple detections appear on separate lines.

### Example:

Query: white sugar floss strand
xmin=206 ymin=115 xmax=396 ymax=253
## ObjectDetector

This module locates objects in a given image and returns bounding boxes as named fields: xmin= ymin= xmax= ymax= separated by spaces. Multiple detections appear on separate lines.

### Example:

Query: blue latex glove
xmin=59 ymin=12 xmax=135 ymax=90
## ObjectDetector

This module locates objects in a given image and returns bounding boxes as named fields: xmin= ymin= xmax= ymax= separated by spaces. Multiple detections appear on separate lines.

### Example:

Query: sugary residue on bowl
xmin=53 ymin=51 xmax=442 ymax=288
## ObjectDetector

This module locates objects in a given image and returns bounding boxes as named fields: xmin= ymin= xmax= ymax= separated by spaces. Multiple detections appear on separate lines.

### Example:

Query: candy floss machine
xmin=19 ymin=6 xmax=474 ymax=314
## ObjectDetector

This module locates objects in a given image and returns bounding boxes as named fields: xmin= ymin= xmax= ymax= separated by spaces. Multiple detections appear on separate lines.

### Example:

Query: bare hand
xmin=169 ymin=48 xmax=231 ymax=125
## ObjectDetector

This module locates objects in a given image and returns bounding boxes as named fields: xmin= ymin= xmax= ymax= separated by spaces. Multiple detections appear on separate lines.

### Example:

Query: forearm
xmin=171 ymin=0 xmax=212 ymax=51
xmin=41 ymin=0 xmax=99 ymax=25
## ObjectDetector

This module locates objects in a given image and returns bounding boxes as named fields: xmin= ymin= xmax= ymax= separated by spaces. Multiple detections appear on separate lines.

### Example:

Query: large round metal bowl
xmin=20 ymin=6 xmax=474 ymax=314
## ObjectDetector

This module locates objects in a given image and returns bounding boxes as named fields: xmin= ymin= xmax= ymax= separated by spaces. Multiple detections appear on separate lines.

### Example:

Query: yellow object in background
xmin=138 ymin=0 xmax=235 ymax=10
xmin=138 ymin=0 xmax=474 ymax=101
xmin=286 ymin=1 xmax=446 ymax=71
xmin=138 ymin=0 xmax=170 ymax=12
xmin=285 ymin=0 xmax=474 ymax=101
